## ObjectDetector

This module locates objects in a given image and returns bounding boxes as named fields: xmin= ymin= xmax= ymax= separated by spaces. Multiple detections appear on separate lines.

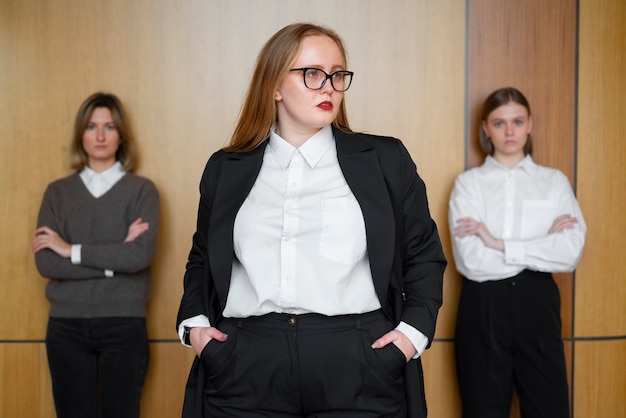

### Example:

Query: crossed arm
xmin=32 ymin=218 xmax=150 ymax=257
xmin=453 ymin=214 xmax=579 ymax=251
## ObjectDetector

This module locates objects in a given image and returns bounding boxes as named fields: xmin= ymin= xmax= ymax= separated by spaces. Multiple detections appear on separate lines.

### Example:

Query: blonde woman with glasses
xmin=177 ymin=23 xmax=446 ymax=418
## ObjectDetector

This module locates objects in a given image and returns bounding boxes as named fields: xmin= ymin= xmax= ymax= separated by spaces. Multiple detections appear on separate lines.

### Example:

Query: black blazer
xmin=177 ymin=126 xmax=447 ymax=418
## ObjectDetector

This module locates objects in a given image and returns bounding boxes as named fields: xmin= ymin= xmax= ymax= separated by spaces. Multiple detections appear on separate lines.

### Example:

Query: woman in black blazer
xmin=177 ymin=22 xmax=446 ymax=418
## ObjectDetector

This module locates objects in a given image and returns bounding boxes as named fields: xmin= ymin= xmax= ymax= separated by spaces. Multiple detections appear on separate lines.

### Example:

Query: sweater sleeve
xmin=34 ymin=184 xmax=107 ymax=280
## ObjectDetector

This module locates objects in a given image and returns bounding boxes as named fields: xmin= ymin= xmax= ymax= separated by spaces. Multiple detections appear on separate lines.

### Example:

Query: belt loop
xmin=355 ymin=318 xmax=362 ymax=330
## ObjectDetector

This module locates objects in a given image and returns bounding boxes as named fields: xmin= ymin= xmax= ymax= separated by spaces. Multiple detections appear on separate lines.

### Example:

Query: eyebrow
xmin=490 ymin=115 xmax=527 ymax=121
xmin=297 ymin=64 xmax=346 ymax=71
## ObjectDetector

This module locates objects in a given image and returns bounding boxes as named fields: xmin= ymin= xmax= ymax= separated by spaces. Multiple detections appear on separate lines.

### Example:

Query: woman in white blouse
xmin=177 ymin=23 xmax=446 ymax=418
xmin=449 ymin=87 xmax=586 ymax=418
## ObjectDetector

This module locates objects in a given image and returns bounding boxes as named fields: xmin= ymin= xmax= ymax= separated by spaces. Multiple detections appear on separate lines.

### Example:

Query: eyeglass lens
xmin=303 ymin=69 xmax=352 ymax=92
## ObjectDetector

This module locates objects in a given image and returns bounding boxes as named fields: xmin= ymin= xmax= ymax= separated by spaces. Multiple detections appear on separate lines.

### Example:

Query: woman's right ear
xmin=481 ymin=120 xmax=488 ymax=137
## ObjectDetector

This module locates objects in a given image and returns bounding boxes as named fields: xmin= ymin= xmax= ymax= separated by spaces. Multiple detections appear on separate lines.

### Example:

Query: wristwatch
xmin=183 ymin=326 xmax=192 ymax=345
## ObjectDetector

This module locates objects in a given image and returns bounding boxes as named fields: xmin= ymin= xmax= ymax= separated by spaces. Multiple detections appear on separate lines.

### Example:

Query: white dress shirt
xmin=180 ymin=126 xmax=428 ymax=357
xmin=71 ymin=161 xmax=126 ymax=277
xmin=449 ymin=155 xmax=586 ymax=282
xmin=226 ymin=125 xmax=379 ymax=317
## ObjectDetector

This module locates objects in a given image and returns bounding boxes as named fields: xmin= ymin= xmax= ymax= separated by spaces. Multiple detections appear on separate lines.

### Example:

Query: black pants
xmin=46 ymin=317 xmax=149 ymax=418
xmin=455 ymin=271 xmax=570 ymax=418
xmin=201 ymin=310 xmax=407 ymax=417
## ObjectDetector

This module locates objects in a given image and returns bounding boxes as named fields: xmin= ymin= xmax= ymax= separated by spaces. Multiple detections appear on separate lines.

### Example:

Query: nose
xmin=96 ymin=127 xmax=106 ymax=141
xmin=320 ymin=76 xmax=334 ymax=93
xmin=505 ymin=123 xmax=514 ymax=135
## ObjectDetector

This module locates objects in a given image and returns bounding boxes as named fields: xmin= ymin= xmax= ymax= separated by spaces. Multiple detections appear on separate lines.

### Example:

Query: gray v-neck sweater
xmin=35 ymin=172 xmax=160 ymax=318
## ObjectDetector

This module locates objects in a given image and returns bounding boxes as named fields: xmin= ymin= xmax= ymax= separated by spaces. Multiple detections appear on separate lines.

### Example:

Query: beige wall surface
xmin=0 ymin=0 xmax=464 ymax=340
xmin=0 ymin=0 xmax=623 ymax=417
xmin=0 ymin=0 xmax=465 ymax=416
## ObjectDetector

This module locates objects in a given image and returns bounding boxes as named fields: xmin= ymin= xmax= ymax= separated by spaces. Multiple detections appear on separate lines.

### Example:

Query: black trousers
xmin=45 ymin=317 xmax=149 ymax=418
xmin=455 ymin=271 xmax=570 ymax=418
xmin=201 ymin=310 xmax=407 ymax=417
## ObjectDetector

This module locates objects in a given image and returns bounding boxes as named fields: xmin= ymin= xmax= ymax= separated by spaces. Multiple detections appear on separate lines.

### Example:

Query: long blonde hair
xmin=224 ymin=23 xmax=351 ymax=152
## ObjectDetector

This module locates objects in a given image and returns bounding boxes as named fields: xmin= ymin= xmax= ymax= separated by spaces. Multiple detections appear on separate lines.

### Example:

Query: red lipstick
xmin=317 ymin=101 xmax=333 ymax=110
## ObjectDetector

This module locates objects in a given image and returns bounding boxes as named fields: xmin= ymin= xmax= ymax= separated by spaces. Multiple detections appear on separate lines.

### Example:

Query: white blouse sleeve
xmin=448 ymin=171 xmax=521 ymax=281
xmin=503 ymin=170 xmax=586 ymax=272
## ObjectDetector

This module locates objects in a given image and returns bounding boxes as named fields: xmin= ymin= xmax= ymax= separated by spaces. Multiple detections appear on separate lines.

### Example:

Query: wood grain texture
xmin=465 ymin=1 xmax=580 ymax=417
xmin=421 ymin=342 xmax=462 ymax=418
xmin=6 ymin=0 xmax=623 ymax=417
xmin=575 ymin=0 xmax=626 ymax=338
xmin=467 ymin=0 xmax=577 ymax=174
xmin=574 ymin=340 xmax=626 ymax=417
xmin=0 ymin=344 xmax=54 ymax=418
xmin=0 ymin=0 xmax=465 ymax=416
xmin=466 ymin=0 xmax=578 ymax=342
xmin=141 ymin=343 xmax=197 ymax=418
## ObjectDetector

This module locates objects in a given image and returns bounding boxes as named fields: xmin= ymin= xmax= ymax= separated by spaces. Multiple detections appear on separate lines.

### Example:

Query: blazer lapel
xmin=208 ymin=142 xmax=267 ymax=310
xmin=334 ymin=128 xmax=396 ymax=306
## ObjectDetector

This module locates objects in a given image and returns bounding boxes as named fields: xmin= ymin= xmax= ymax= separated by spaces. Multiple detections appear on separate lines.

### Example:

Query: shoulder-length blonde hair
xmin=69 ymin=92 xmax=138 ymax=172
xmin=224 ymin=23 xmax=351 ymax=153
xmin=479 ymin=87 xmax=533 ymax=156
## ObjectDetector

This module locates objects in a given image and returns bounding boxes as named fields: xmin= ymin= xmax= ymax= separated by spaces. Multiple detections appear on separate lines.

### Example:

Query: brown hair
xmin=479 ymin=87 xmax=533 ymax=156
xmin=224 ymin=23 xmax=351 ymax=152
xmin=69 ymin=92 xmax=138 ymax=171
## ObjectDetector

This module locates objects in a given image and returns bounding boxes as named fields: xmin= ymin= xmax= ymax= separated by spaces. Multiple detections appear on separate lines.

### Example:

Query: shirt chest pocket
xmin=319 ymin=196 xmax=367 ymax=265
xmin=521 ymin=199 xmax=554 ymax=239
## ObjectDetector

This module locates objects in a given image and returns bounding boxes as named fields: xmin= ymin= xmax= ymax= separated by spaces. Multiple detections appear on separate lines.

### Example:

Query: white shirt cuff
xmin=71 ymin=244 xmax=81 ymax=265
xmin=396 ymin=321 xmax=429 ymax=359
xmin=104 ymin=269 xmax=114 ymax=277
xmin=504 ymin=240 xmax=525 ymax=265
xmin=178 ymin=315 xmax=211 ymax=346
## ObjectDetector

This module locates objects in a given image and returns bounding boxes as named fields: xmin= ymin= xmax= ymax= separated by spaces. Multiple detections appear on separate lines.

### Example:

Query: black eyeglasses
xmin=289 ymin=68 xmax=354 ymax=92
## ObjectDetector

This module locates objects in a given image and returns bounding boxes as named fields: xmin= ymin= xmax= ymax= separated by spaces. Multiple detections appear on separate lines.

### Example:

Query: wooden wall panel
xmin=422 ymin=342 xmax=462 ymax=418
xmin=466 ymin=1 xmax=579 ymax=416
xmin=575 ymin=0 xmax=626 ymax=338
xmin=574 ymin=1 xmax=626 ymax=413
xmin=466 ymin=0 xmax=578 ymax=344
xmin=467 ymin=0 xmax=577 ymax=174
xmin=464 ymin=0 xmax=626 ymax=417
xmin=0 ymin=0 xmax=465 ymax=338
xmin=0 ymin=344 xmax=54 ymax=418
xmin=574 ymin=341 xmax=626 ymax=417
xmin=0 ymin=0 xmax=465 ymax=416
xmin=4 ymin=0 xmax=624 ymax=417
xmin=141 ymin=343 xmax=196 ymax=418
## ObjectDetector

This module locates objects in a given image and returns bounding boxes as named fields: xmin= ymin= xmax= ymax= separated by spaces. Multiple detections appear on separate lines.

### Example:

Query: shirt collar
xmin=484 ymin=154 xmax=537 ymax=175
xmin=269 ymin=125 xmax=334 ymax=169
xmin=80 ymin=161 xmax=125 ymax=185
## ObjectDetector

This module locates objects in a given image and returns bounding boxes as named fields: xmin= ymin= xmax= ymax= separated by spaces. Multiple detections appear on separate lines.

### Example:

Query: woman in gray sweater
xmin=32 ymin=92 xmax=160 ymax=418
